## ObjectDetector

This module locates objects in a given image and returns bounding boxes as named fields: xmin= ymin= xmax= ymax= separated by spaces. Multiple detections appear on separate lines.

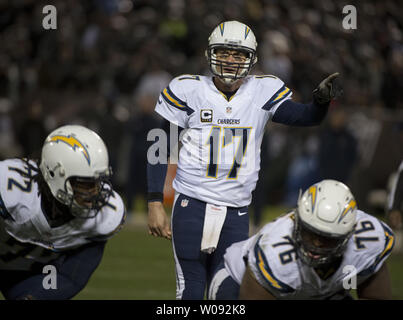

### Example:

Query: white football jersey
xmin=0 ymin=159 xmax=126 ymax=270
xmin=155 ymin=74 xmax=292 ymax=207
xmin=224 ymin=211 xmax=394 ymax=299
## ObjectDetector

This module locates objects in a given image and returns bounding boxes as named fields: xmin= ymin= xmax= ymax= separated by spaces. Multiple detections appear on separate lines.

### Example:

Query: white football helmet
xmin=294 ymin=179 xmax=357 ymax=267
xmin=39 ymin=125 xmax=112 ymax=218
xmin=206 ymin=20 xmax=258 ymax=84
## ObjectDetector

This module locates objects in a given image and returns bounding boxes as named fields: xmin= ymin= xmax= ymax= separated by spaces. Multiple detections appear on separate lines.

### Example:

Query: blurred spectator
xmin=386 ymin=124 xmax=403 ymax=230
xmin=260 ymin=30 xmax=293 ymax=83
xmin=386 ymin=153 xmax=403 ymax=253
xmin=16 ymin=98 xmax=47 ymax=159
xmin=250 ymin=133 xmax=269 ymax=230
xmin=317 ymin=107 xmax=358 ymax=183
xmin=90 ymin=97 xmax=129 ymax=192
xmin=381 ymin=46 xmax=403 ymax=110
xmin=0 ymin=98 xmax=22 ymax=160
xmin=0 ymin=0 xmax=402 ymax=212
xmin=387 ymin=159 xmax=403 ymax=230
xmin=125 ymin=93 xmax=163 ymax=213
xmin=284 ymin=130 xmax=320 ymax=207
xmin=124 ymin=60 xmax=171 ymax=212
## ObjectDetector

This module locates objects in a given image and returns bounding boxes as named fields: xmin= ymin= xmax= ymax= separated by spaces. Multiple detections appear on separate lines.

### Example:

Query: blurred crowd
xmin=0 ymin=0 xmax=402 ymax=219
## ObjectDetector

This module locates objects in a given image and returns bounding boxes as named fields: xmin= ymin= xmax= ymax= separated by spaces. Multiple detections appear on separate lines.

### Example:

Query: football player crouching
xmin=208 ymin=180 xmax=394 ymax=300
xmin=0 ymin=125 xmax=126 ymax=300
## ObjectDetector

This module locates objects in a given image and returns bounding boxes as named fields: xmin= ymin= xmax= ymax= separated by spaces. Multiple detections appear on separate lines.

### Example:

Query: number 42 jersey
xmin=155 ymin=74 xmax=292 ymax=207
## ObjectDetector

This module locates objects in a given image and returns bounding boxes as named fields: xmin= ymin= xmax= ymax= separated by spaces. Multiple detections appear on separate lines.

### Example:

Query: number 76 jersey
xmin=155 ymin=74 xmax=292 ymax=207
xmin=224 ymin=211 xmax=395 ymax=299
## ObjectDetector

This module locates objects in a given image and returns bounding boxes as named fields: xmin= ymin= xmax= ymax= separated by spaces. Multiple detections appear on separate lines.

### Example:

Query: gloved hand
xmin=313 ymin=72 xmax=343 ymax=105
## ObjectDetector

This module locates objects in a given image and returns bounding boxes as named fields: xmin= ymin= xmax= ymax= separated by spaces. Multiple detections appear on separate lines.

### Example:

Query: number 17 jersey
xmin=155 ymin=74 xmax=292 ymax=207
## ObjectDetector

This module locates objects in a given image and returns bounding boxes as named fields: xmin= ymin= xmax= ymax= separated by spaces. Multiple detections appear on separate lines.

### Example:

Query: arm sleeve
xmin=271 ymin=99 xmax=329 ymax=126
xmin=146 ymin=117 xmax=183 ymax=201
xmin=4 ymin=241 xmax=106 ymax=300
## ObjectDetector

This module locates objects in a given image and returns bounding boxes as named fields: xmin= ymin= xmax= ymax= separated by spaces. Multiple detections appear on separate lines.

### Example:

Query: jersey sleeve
xmin=87 ymin=191 xmax=127 ymax=241
xmin=356 ymin=217 xmax=395 ymax=280
xmin=0 ymin=160 xmax=16 ymax=220
xmin=0 ymin=159 xmax=35 ymax=223
xmin=155 ymin=75 xmax=196 ymax=128
xmin=246 ymin=233 xmax=296 ymax=298
xmin=257 ymin=76 xmax=293 ymax=116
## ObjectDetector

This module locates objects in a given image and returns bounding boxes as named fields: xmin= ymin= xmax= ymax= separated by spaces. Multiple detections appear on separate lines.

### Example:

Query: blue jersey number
xmin=272 ymin=236 xmax=297 ymax=265
xmin=206 ymin=127 xmax=252 ymax=179
xmin=7 ymin=165 xmax=33 ymax=193
xmin=354 ymin=220 xmax=379 ymax=249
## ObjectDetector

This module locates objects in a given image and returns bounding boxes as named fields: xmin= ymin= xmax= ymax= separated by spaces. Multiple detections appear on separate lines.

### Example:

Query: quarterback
xmin=0 ymin=125 xmax=126 ymax=299
xmin=147 ymin=20 xmax=341 ymax=299
xmin=208 ymin=180 xmax=394 ymax=300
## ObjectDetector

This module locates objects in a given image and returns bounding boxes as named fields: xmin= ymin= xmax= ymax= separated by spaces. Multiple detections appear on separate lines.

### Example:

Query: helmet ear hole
xmin=49 ymin=170 xmax=55 ymax=178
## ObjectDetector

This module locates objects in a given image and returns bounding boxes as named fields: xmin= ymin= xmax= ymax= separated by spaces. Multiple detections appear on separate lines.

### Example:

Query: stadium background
xmin=1 ymin=0 xmax=403 ymax=299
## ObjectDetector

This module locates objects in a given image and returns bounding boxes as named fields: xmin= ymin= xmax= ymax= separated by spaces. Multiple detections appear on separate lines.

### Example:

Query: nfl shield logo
xmin=181 ymin=199 xmax=189 ymax=207
xmin=226 ymin=107 xmax=232 ymax=114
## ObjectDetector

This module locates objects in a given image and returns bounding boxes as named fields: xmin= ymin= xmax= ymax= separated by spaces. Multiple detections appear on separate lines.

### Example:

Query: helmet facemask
xmin=293 ymin=210 xmax=353 ymax=268
xmin=207 ymin=44 xmax=257 ymax=84
xmin=57 ymin=170 xmax=113 ymax=219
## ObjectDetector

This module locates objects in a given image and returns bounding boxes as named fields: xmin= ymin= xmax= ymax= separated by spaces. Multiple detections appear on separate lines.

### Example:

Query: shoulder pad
xmin=159 ymin=75 xmax=200 ymax=116
xmin=352 ymin=211 xmax=395 ymax=277
xmin=170 ymin=74 xmax=202 ymax=93
xmin=253 ymin=74 xmax=283 ymax=88
xmin=252 ymin=76 xmax=292 ymax=111
xmin=0 ymin=159 xmax=40 ymax=223
xmin=249 ymin=234 xmax=296 ymax=295
xmin=92 ymin=191 xmax=126 ymax=239
xmin=248 ymin=215 xmax=298 ymax=296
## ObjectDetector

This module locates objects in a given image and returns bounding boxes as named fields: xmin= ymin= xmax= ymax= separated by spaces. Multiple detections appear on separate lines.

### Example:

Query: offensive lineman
xmin=208 ymin=180 xmax=394 ymax=300
xmin=0 ymin=125 xmax=126 ymax=299
xmin=147 ymin=20 xmax=341 ymax=299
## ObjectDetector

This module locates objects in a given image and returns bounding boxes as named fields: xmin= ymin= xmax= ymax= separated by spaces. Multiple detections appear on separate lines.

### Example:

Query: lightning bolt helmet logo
xmin=49 ymin=135 xmax=91 ymax=165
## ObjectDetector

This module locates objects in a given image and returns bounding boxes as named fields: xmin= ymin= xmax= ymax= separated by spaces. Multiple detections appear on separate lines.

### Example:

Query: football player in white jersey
xmin=0 ymin=125 xmax=126 ymax=299
xmin=147 ymin=20 xmax=341 ymax=299
xmin=208 ymin=180 xmax=394 ymax=300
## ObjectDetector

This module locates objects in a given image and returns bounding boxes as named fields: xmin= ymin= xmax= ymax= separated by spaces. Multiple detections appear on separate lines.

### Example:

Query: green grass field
xmin=74 ymin=206 xmax=403 ymax=300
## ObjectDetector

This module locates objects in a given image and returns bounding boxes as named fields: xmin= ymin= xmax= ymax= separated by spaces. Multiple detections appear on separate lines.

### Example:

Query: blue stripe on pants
xmin=209 ymin=261 xmax=240 ymax=300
